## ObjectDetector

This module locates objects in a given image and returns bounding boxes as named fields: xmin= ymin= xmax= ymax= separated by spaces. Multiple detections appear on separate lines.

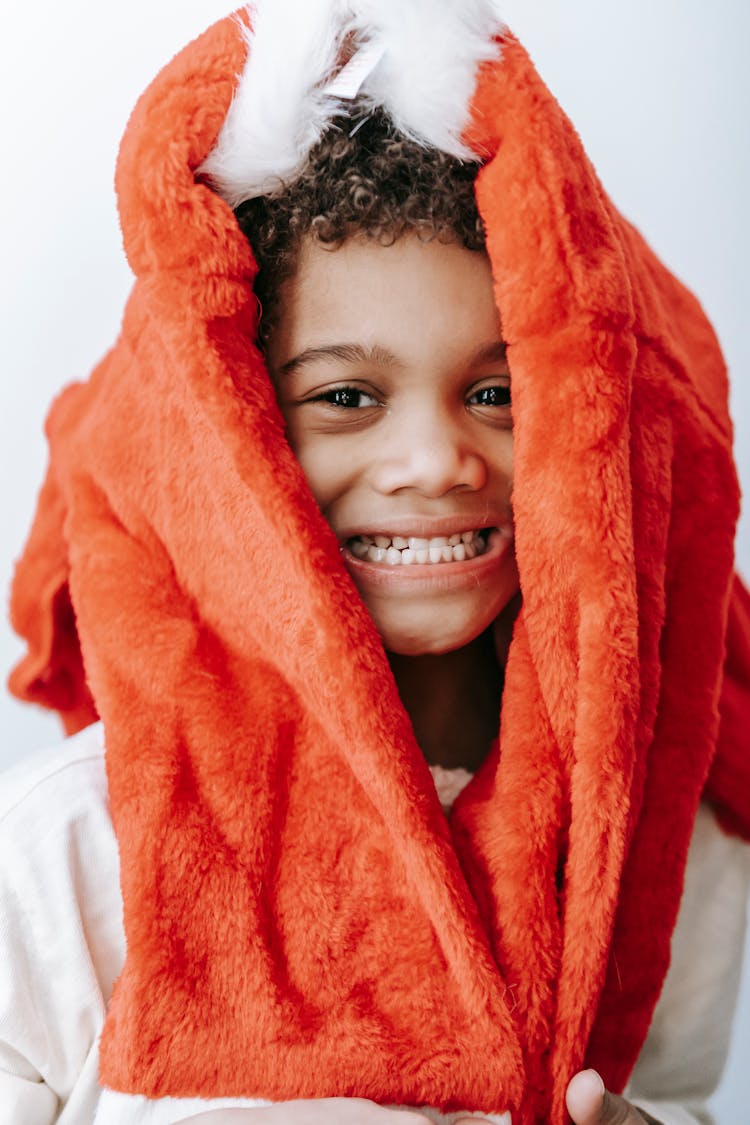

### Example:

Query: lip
xmin=341 ymin=525 xmax=515 ymax=595
xmin=338 ymin=514 xmax=512 ymax=540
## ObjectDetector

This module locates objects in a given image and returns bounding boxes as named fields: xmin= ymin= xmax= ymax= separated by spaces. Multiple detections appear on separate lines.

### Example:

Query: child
xmin=2 ymin=2 xmax=749 ymax=1124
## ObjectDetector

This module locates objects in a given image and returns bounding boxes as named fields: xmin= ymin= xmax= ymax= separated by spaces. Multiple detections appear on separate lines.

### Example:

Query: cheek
xmin=284 ymin=423 xmax=356 ymax=513
xmin=485 ymin=436 xmax=514 ymax=498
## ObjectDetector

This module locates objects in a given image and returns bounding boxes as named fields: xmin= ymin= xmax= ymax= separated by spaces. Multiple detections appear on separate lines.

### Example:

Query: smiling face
xmin=266 ymin=232 xmax=519 ymax=656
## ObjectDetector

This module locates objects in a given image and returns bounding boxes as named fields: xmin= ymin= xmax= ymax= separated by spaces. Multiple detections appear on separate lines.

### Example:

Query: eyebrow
xmin=277 ymin=338 xmax=508 ymax=377
xmin=278 ymin=343 xmax=400 ymax=377
xmin=470 ymin=340 xmax=508 ymax=366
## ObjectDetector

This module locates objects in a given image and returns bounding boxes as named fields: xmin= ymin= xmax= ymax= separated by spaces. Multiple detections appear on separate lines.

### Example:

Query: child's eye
xmin=312 ymin=386 xmax=379 ymax=409
xmin=467 ymin=384 xmax=511 ymax=408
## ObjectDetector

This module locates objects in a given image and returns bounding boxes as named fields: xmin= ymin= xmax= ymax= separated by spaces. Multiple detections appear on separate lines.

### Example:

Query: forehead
xmin=267 ymin=232 xmax=503 ymax=370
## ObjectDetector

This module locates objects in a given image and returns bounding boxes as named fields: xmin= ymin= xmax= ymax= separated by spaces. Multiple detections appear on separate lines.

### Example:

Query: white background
xmin=1 ymin=1 xmax=748 ymax=1119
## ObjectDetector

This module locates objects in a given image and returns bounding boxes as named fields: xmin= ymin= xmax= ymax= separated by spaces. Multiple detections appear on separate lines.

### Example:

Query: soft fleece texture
xmin=8 ymin=12 xmax=750 ymax=1125
xmin=199 ymin=0 xmax=505 ymax=202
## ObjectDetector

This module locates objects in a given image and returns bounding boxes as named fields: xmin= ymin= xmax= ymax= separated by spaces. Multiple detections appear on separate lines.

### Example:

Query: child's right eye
xmin=312 ymin=387 xmax=379 ymax=409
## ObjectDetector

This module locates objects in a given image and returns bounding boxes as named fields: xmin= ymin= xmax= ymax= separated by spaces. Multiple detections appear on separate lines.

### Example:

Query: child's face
xmin=267 ymin=233 xmax=519 ymax=656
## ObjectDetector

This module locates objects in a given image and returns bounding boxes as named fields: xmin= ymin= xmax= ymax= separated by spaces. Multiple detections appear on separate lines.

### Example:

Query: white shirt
xmin=0 ymin=724 xmax=748 ymax=1125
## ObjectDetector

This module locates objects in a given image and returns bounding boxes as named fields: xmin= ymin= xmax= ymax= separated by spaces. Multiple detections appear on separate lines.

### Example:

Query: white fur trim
xmin=200 ymin=0 xmax=506 ymax=207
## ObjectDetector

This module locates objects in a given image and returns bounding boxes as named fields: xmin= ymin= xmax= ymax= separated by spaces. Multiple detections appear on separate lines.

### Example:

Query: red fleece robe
xmin=8 ymin=10 xmax=750 ymax=1125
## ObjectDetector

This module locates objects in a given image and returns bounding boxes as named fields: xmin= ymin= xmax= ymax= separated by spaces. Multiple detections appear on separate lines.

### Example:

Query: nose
xmin=371 ymin=405 xmax=487 ymax=498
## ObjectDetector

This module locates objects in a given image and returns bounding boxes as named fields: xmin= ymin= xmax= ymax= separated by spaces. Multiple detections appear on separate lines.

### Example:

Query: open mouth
xmin=346 ymin=528 xmax=497 ymax=566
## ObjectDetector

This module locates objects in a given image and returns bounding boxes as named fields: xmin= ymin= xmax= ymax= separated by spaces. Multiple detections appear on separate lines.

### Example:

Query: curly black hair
xmin=234 ymin=108 xmax=485 ymax=339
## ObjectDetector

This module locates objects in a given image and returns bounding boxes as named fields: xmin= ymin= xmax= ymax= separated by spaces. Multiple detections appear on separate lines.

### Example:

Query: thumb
xmin=566 ymin=1069 xmax=636 ymax=1124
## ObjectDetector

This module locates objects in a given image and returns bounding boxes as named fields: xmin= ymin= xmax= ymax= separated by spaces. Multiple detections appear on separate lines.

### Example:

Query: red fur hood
xmin=8 ymin=8 xmax=750 ymax=1125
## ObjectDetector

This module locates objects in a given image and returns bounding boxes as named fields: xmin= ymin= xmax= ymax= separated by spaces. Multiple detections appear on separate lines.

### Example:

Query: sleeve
xmin=0 ymin=738 xmax=125 ymax=1123
xmin=624 ymin=803 xmax=750 ymax=1125
xmin=0 ymin=801 xmax=76 ymax=1125
xmin=0 ymin=1044 xmax=59 ymax=1125
xmin=93 ymin=1091 xmax=272 ymax=1124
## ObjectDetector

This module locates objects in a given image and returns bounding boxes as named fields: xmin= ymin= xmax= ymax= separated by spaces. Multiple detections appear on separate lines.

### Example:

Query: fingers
xmin=183 ymin=1100 xmax=440 ymax=1125
xmin=452 ymin=1116 xmax=498 ymax=1125
xmin=565 ymin=1069 xmax=660 ymax=1125
xmin=566 ymin=1070 xmax=608 ymax=1125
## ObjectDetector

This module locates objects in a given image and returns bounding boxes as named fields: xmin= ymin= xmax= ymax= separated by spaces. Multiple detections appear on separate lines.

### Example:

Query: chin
xmin=382 ymin=632 xmax=471 ymax=657
xmin=368 ymin=590 xmax=515 ymax=657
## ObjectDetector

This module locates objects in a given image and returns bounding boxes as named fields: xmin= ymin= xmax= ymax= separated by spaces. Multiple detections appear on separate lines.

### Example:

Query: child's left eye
xmin=468 ymin=385 xmax=511 ymax=407
xmin=312 ymin=386 xmax=379 ymax=409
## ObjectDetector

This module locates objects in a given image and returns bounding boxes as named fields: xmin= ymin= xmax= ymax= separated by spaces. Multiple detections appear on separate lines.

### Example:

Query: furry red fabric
xmin=8 ymin=14 xmax=749 ymax=1125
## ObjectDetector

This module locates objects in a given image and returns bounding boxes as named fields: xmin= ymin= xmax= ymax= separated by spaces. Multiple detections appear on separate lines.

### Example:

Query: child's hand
xmin=174 ymin=1100 xmax=442 ymax=1125
xmin=566 ymin=1070 xmax=663 ymax=1125
xmin=165 ymin=1079 xmax=668 ymax=1125
xmin=177 ymin=1082 xmax=663 ymax=1125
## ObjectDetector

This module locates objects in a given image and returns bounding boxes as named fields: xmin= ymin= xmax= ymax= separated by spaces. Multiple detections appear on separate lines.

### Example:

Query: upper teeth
xmin=349 ymin=530 xmax=489 ymax=565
